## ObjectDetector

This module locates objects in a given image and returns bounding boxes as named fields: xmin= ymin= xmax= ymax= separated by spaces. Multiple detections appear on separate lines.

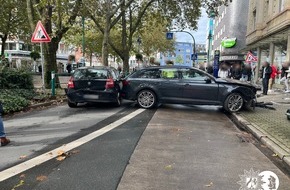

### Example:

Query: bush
xmin=0 ymin=67 xmax=34 ymax=89
xmin=0 ymin=90 xmax=30 ymax=113
xmin=0 ymin=68 xmax=35 ymax=113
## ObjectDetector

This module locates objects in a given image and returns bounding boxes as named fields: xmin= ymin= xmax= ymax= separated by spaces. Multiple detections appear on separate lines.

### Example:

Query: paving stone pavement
xmin=239 ymin=92 xmax=290 ymax=153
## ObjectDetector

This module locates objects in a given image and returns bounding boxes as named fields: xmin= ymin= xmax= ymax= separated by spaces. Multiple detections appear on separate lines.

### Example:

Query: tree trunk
xmin=122 ymin=52 xmax=130 ymax=75
xmin=0 ymin=35 xmax=7 ymax=56
xmin=43 ymin=40 xmax=59 ymax=88
xmin=102 ymin=16 xmax=110 ymax=66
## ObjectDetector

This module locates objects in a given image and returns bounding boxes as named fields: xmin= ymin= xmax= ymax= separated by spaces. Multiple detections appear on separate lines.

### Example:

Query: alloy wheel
xmin=137 ymin=90 xmax=156 ymax=109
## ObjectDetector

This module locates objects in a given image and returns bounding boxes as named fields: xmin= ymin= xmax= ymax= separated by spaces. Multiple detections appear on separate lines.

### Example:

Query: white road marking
xmin=0 ymin=109 xmax=145 ymax=182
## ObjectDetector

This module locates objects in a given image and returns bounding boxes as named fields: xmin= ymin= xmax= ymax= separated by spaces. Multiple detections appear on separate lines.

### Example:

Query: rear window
xmin=73 ymin=69 xmax=111 ymax=80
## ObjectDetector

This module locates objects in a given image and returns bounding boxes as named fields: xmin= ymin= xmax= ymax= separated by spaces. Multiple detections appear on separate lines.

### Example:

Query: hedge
xmin=0 ymin=67 xmax=35 ymax=114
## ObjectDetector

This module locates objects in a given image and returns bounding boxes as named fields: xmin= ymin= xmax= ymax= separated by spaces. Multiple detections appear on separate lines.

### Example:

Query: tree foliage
xmin=82 ymin=0 xmax=230 ymax=72
xmin=138 ymin=12 xmax=175 ymax=57
xmin=26 ymin=0 xmax=82 ymax=87
xmin=0 ymin=0 xmax=29 ymax=55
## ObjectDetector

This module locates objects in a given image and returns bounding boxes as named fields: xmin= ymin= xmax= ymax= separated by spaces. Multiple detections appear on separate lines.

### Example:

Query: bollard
xmin=51 ymin=71 xmax=55 ymax=97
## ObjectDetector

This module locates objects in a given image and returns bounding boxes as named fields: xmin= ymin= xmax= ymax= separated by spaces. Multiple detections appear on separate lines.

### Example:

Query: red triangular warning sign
xmin=245 ymin=52 xmax=258 ymax=63
xmin=31 ymin=21 xmax=51 ymax=43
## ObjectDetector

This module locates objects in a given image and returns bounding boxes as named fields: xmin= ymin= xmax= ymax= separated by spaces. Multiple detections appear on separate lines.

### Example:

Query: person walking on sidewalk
xmin=280 ymin=62 xmax=290 ymax=93
xmin=268 ymin=63 xmax=279 ymax=92
xmin=0 ymin=102 xmax=10 ymax=146
xmin=261 ymin=61 xmax=272 ymax=95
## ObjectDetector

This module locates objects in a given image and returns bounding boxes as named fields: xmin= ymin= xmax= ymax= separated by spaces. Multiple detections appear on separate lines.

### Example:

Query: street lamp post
xmin=167 ymin=31 xmax=196 ymax=66
xmin=81 ymin=16 xmax=85 ymax=67
xmin=169 ymin=31 xmax=196 ymax=54
xmin=207 ymin=10 xmax=216 ymax=66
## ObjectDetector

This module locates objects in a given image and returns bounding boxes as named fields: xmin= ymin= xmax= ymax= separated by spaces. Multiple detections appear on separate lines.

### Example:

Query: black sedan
xmin=121 ymin=66 xmax=257 ymax=112
xmin=66 ymin=66 xmax=122 ymax=108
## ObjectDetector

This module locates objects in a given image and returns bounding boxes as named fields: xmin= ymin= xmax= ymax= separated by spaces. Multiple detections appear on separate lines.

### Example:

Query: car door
xmin=157 ymin=68 xmax=184 ymax=103
xmin=180 ymin=68 xmax=219 ymax=105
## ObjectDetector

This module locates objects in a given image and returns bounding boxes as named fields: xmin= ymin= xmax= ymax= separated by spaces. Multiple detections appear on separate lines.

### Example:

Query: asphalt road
xmin=1 ymin=103 xmax=290 ymax=190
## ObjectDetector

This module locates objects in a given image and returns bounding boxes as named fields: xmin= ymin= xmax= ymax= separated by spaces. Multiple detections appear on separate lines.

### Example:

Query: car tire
xmin=223 ymin=93 xmax=244 ymax=113
xmin=68 ymin=100 xmax=78 ymax=108
xmin=137 ymin=89 xmax=156 ymax=109
xmin=114 ymin=93 xmax=122 ymax=107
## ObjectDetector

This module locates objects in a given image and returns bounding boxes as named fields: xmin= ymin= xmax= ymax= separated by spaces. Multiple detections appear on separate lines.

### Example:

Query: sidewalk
xmin=233 ymin=89 xmax=290 ymax=167
xmin=117 ymin=105 xmax=290 ymax=190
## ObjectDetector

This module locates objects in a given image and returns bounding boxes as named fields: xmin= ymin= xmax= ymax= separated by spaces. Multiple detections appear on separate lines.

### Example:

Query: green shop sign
xmin=221 ymin=38 xmax=237 ymax=48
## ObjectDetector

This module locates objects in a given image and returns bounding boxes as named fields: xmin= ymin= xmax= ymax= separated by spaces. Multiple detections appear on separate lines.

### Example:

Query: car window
xmin=73 ymin=69 xmax=110 ymax=80
xmin=160 ymin=68 xmax=179 ymax=79
xmin=135 ymin=69 xmax=161 ymax=79
xmin=181 ymin=69 xmax=207 ymax=81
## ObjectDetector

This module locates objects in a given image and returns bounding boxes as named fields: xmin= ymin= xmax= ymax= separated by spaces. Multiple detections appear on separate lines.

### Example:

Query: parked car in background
xmin=122 ymin=66 xmax=257 ymax=112
xmin=65 ymin=66 xmax=123 ymax=108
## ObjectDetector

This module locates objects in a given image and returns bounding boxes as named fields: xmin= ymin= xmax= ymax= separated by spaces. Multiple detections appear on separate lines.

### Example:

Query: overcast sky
xmin=175 ymin=9 xmax=208 ymax=45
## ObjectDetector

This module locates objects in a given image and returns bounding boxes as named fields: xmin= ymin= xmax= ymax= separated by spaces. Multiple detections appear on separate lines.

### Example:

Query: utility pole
xmin=81 ymin=16 xmax=85 ymax=67
xmin=207 ymin=10 xmax=215 ymax=66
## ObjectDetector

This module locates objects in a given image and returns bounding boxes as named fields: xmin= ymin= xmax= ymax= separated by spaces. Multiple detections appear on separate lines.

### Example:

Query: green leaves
xmin=0 ymin=68 xmax=34 ymax=114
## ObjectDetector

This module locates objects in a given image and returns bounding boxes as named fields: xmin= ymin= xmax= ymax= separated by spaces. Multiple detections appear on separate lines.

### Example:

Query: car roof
xmin=139 ymin=65 xmax=194 ymax=70
xmin=76 ymin=66 xmax=115 ymax=70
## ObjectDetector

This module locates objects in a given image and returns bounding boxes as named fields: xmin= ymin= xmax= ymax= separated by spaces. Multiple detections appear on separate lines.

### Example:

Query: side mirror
xmin=204 ymin=77 xmax=212 ymax=84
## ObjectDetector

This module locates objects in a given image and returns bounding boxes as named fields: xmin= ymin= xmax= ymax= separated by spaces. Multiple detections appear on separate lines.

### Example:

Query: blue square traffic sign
xmin=166 ymin=32 xmax=174 ymax=40
xmin=191 ymin=53 xmax=198 ymax=61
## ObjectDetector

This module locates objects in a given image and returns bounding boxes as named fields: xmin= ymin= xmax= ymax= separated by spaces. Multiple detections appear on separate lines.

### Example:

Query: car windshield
xmin=73 ymin=69 xmax=110 ymax=80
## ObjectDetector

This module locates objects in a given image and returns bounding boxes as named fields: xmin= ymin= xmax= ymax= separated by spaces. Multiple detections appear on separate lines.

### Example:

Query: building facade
xmin=246 ymin=0 xmax=290 ymax=80
xmin=159 ymin=42 xmax=193 ymax=66
xmin=0 ymin=40 xmax=70 ymax=72
xmin=212 ymin=0 xmax=249 ymax=64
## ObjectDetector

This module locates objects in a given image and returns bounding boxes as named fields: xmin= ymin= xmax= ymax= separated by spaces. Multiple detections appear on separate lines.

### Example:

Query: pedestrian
xmin=117 ymin=66 xmax=122 ymax=74
xmin=66 ymin=63 xmax=72 ymax=74
xmin=218 ymin=62 xmax=230 ymax=78
xmin=0 ymin=102 xmax=10 ymax=146
xmin=261 ymin=61 xmax=272 ymax=95
xmin=241 ymin=64 xmax=252 ymax=82
xmin=230 ymin=63 xmax=242 ymax=80
xmin=280 ymin=62 xmax=290 ymax=93
xmin=268 ymin=63 xmax=279 ymax=92
xmin=206 ymin=64 xmax=214 ymax=75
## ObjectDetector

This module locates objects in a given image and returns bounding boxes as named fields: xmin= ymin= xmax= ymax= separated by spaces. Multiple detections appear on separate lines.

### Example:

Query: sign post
xmin=31 ymin=21 xmax=51 ymax=91
xmin=213 ymin=50 xmax=220 ymax=78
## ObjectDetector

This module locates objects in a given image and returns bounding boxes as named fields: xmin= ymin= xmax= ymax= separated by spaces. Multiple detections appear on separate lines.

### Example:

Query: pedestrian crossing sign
xmin=31 ymin=21 xmax=51 ymax=43
xmin=245 ymin=52 xmax=258 ymax=63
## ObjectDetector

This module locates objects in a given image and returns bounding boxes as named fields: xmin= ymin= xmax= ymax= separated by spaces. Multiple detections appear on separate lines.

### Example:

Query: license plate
xmin=84 ymin=94 xmax=99 ymax=99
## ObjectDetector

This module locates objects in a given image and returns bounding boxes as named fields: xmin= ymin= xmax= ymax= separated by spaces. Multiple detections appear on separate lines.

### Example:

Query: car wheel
xmin=137 ymin=90 xmax=156 ymax=109
xmin=114 ymin=93 xmax=122 ymax=107
xmin=224 ymin=93 xmax=243 ymax=113
xmin=68 ymin=100 xmax=78 ymax=108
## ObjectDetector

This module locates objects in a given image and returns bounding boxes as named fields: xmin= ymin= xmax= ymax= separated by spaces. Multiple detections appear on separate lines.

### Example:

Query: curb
xmin=27 ymin=98 xmax=67 ymax=109
xmin=230 ymin=113 xmax=290 ymax=168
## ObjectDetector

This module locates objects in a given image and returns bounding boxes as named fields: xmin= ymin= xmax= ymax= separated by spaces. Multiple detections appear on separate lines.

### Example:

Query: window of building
xmin=8 ymin=43 xmax=17 ymax=50
xmin=279 ymin=0 xmax=285 ymax=12
xmin=264 ymin=0 xmax=269 ymax=19
xmin=253 ymin=9 xmax=257 ymax=30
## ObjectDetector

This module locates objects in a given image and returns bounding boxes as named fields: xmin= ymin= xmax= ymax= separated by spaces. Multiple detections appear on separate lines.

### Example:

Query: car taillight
xmin=68 ymin=77 xmax=75 ymax=89
xmin=105 ymin=78 xmax=114 ymax=89
xmin=122 ymin=80 xmax=130 ymax=86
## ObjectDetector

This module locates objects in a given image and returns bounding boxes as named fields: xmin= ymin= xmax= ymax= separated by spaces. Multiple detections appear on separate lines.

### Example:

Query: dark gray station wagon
xmin=122 ymin=66 xmax=257 ymax=112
